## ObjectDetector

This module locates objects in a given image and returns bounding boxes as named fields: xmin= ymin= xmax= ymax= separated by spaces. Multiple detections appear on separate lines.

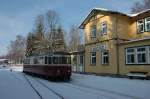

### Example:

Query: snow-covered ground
xmin=0 ymin=69 xmax=150 ymax=99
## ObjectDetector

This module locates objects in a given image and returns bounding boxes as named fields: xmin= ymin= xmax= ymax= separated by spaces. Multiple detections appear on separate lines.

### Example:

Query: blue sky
xmin=0 ymin=0 xmax=142 ymax=55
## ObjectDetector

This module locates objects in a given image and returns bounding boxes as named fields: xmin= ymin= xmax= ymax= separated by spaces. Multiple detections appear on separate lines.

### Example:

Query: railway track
xmin=64 ymin=82 xmax=141 ymax=99
xmin=23 ymin=74 xmax=142 ymax=99
xmin=23 ymin=74 xmax=65 ymax=99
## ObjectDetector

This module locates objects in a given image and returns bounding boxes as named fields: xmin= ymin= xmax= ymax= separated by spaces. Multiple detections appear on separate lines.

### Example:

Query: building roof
xmin=79 ymin=8 xmax=150 ymax=29
xmin=0 ymin=59 xmax=9 ymax=62
xmin=127 ymin=9 xmax=150 ymax=17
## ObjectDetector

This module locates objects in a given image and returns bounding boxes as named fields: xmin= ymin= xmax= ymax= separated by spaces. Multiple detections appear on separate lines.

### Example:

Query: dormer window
xmin=145 ymin=17 xmax=150 ymax=32
xmin=91 ymin=25 xmax=96 ymax=38
xmin=137 ymin=19 xmax=144 ymax=33
xmin=101 ymin=21 xmax=107 ymax=35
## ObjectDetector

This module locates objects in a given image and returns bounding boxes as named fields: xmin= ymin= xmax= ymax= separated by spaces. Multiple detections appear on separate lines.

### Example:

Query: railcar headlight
xmin=68 ymin=70 xmax=71 ymax=72
xmin=57 ymin=70 xmax=60 ymax=73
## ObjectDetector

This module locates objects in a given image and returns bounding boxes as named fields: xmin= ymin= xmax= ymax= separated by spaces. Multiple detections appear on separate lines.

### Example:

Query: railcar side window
xmin=45 ymin=56 xmax=48 ymax=64
xmin=48 ymin=57 xmax=52 ymax=64
xmin=53 ymin=56 xmax=59 ymax=64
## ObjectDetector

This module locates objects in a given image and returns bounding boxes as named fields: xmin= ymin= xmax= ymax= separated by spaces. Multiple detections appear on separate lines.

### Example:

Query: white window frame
xmin=136 ymin=47 xmax=147 ymax=64
xmin=126 ymin=46 xmax=150 ymax=65
xmin=148 ymin=47 xmax=150 ymax=64
xmin=101 ymin=51 xmax=109 ymax=64
xmin=137 ymin=19 xmax=144 ymax=33
xmin=91 ymin=52 xmax=96 ymax=65
xmin=79 ymin=55 xmax=84 ymax=65
xmin=145 ymin=17 xmax=150 ymax=31
xmin=126 ymin=48 xmax=135 ymax=64
xmin=101 ymin=21 xmax=107 ymax=35
xmin=91 ymin=47 xmax=96 ymax=65
xmin=92 ymin=47 xmax=97 ymax=52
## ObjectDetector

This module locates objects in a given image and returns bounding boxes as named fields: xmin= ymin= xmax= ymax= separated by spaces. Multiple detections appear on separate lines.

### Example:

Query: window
xmin=79 ymin=55 xmax=83 ymax=65
xmin=126 ymin=48 xmax=135 ymax=64
xmin=101 ymin=51 xmax=109 ymax=64
xmin=148 ymin=47 xmax=150 ymax=64
xmin=48 ymin=57 xmax=52 ymax=64
xmin=126 ymin=46 xmax=150 ymax=65
xmin=101 ymin=21 xmax=107 ymax=35
xmin=91 ymin=25 xmax=96 ymax=37
xmin=137 ymin=19 xmax=144 ymax=33
xmin=91 ymin=52 xmax=96 ymax=65
xmin=137 ymin=47 xmax=146 ymax=64
xmin=145 ymin=17 xmax=150 ymax=31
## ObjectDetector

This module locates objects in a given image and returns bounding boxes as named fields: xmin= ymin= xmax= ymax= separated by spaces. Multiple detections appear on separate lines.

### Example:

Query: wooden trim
xmin=85 ymin=38 xmax=128 ymax=46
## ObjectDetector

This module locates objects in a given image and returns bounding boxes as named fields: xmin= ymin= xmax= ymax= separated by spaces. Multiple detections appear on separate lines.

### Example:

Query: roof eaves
xmin=127 ymin=9 xmax=150 ymax=17
xmin=79 ymin=8 xmax=131 ymax=29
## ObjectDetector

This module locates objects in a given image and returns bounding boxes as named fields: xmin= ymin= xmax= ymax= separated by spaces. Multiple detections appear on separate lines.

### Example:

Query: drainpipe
xmin=84 ymin=52 xmax=85 ymax=73
xmin=115 ymin=14 xmax=120 ymax=75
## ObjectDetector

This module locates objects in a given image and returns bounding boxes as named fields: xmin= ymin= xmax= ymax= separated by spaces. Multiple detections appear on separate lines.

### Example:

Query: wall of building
xmin=84 ymin=12 xmax=114 ymax=45
xmin=85 ymin=40 xmax=118 ymax=74
xmin=119 ymin=39 xmax=150 ymax=76
xmin=83 ymin=10 xmax=150 ymax=75
xmin=71 ymin=53 xmax=85 ymax=72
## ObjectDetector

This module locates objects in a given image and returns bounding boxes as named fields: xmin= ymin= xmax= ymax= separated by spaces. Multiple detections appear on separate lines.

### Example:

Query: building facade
xmin=70 ymin=45 xmax=85 ymax=73
xmin=79 ymin=8 xmax=150 ymax=76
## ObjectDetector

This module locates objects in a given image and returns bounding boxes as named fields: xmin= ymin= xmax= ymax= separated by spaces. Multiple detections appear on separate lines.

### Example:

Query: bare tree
xmin=46 ymin=10 xmax=60 ymax=33
xmin=45 ymin=10 xmax=61 ymax=52
xmin=69 ymin=25 xmax=81 ymax=52
xmin=26 ymin=10 xmax=66 ymax=56
xmin=7 ymin=35 xmax=26 ymax=64
xmin=131 ymin=0 xmax=150 ymax=13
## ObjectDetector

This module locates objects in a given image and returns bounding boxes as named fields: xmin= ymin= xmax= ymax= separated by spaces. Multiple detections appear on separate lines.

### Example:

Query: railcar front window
xmin=62 ymin=56 xmax=67 ymax=64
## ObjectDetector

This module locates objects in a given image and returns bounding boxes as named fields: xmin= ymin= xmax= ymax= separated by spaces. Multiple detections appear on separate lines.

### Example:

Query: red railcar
xmin=23 ymin=52 xmax=71 ymax=80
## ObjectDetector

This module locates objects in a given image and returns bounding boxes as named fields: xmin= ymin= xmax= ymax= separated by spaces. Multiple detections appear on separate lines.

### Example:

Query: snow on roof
xmin=93 ymin=7 xmax=109 ymax=11
xmin=0 ymin=59 xmax=8 ymax=62
xmin=128 ymin=9 xmax=150 ymax=17
xmin=79 ymin=7 xmax=129 ymax=29
xmin=79 ymin=8 xmax=150 ymax=29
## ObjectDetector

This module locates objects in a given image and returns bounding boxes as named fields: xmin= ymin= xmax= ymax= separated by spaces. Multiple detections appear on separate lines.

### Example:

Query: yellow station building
xmin=79 ymin=8 xmax=150 ymax=77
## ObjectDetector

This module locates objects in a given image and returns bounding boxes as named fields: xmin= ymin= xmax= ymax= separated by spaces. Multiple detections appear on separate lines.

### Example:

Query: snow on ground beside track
xmin=0 ymin=70 xmax=40 ymax=99
xmin=71 ymin=73 xmax=150 ymax=99
xmin=0 ymin=69 xmax=150 ymax=99
xmin=10 ymin=65 xmax=23 ymax=72
xmin=37 ymin=78 xmax=135 ymax=99
xmin=36 ymin=78 xmax=113 ymax=99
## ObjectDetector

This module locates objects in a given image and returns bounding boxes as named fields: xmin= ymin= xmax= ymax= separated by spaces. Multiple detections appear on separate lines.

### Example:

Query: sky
xmin=0 ymin=0 xmax=142 ymax=56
